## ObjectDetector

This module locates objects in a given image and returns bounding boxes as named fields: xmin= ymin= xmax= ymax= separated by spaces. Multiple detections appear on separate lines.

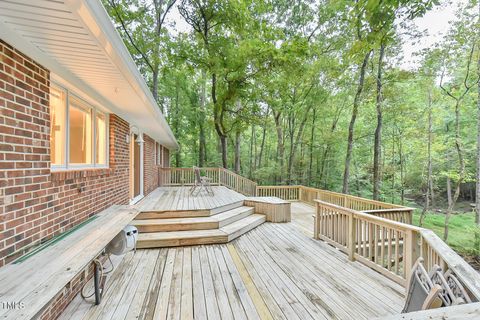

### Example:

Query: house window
xmin=96 ymin=113 xmax=107 ymax=165
xmin=49 ymin=84 xmax=108 ymax=170
xmin=50 ymin=86 xmax=67 ymax=166
xmin=69 ymin=98 xmax=92 ymax=164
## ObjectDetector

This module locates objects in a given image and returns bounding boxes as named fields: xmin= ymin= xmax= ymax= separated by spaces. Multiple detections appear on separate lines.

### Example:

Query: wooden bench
xmin=0 ymin=205 xmax=138 ymax=320
xmin=244 ymin=197 xmax=291 ymax=222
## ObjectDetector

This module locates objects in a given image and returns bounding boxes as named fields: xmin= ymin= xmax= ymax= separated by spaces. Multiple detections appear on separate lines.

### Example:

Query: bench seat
xmin=244 ymin=196 xmax=291 ymax=222
xmin=0 ymin=205 xmax=138 ymax=320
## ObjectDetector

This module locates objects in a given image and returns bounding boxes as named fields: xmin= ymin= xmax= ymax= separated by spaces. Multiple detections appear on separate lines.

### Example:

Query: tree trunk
xmin=373 ymin=44 xmax=385 ymax=200
xmin=308 ymin=108 xmax=316 ymax=183
xmin=174 ymin=78 xmax=181 ymax=167
xmin=257 ymin=124 xmax=266 ymax=168
xmin=445 ymin=101 xmax=466 ymax=241
xmin=198 ymin=70 xmax=207 ymax=166
xmin=273 ymin=110 xmax=285 ymax=183
xmin=319 ymin=107 xmax=341 ymax=186
xmin=234 ymin=130 xmax=241 ymax=173
xmin=249 ymin=125 xmax=255 ymax=177
xmin=476 ymin=2 xmax=480 ymax=253
xmin=391 ymin=127 xmax=395 ymax=203
xmin=420 ymin=95 xmax=433 ymax=227
xmin=398 ymin=133 xmax=406 ymax=205
xmin=447 ymin=176 xmax=453 ymax=209
xmin=343 ymin=50 xmax=371 ymax=194
xmin=287 ymin=106 xmax=312 ymax=184
xmin=211 ymin=72 xmax=228 ymax=168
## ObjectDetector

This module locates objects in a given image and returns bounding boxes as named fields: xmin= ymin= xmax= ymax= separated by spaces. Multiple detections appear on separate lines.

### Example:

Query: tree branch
xmin=108 ymin=0 xmax=154 ymax=72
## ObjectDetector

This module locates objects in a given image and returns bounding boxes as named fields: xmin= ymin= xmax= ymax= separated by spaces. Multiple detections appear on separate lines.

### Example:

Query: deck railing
xmin=314 ymin=199 xmax=480 ymax=300
xmin=256 ymin=185 xmax=412 ymax=223
xmin=159 ymin=169 xmax=413 ymax=222
xmin=219 ymin=168 xmax=258 ymax=196
xmin=159 ymin=167 xmax=257 ymax=196
xmin=159 ymin=167 xmax=480 ymax=300
xmin=159 ymin=167 xmax=221 ymax=186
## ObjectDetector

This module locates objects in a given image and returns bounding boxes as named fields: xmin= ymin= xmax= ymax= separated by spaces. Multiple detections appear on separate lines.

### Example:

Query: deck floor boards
xmin=137 ymin=186 xmax=246 ymax=212
xmin=59 ymin=201 xmax=404 ymax=320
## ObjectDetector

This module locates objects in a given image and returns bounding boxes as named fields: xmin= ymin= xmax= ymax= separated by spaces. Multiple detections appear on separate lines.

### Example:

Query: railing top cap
xmin=314 ymin=199 xmax=422 ymax=232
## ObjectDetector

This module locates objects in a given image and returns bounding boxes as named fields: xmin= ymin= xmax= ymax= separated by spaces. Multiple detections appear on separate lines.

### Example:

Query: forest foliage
xmin=103 ymin=0 xmax=480 ymax=215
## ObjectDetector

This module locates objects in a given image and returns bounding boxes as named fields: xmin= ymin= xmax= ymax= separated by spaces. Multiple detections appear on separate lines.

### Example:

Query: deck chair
xmin=402 ymin=258 xmax=441 ymax=313
xmin=430 ymin=267 xmax=471 ymax=306
xmin=189 ymin=166 xmax=214 ymax=196
xmin=444 ymin=269 xmax=472 ymax=305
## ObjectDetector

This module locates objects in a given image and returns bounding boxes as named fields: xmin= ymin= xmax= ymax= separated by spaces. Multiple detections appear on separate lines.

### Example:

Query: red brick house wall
xmin=0 ymin=39 xmax=162 ymax=267
xmin=0 ymin=39 xmax=173 ymax=319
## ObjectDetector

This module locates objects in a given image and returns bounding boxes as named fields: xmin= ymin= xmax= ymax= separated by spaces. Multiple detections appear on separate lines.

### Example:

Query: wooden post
xmin=407 ymin=209 xmax=413 ymax=225
xmin=314 ymin=204 xmax=320 ymax=240
xmin=348 ymin=213 xmax=356 ymax=261
xmin=344 ymin=195 xmax=349 ymax=209
xmin=420 ymin=236 xmax=429 ymax=270
xmin=298 ymin=186 xmax=303 ymax=202
xmin=404 ymin=229 xmax=420 ymax=280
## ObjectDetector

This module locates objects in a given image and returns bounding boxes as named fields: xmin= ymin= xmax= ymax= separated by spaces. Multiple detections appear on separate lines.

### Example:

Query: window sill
xmin=50 ymin=167 xmax=113 ymax=181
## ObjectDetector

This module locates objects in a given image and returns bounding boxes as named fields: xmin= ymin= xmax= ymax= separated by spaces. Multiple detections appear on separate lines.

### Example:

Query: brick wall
xmin=0 ymin=40 xmax=132 ymax=266
xmin=0 ymin=39 xmax=171 ymax=320
xmin=143 ymin=134 xmax=159 ymax=195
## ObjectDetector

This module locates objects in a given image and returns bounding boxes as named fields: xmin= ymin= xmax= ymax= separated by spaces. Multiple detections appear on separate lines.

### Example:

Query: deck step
xmin=136 ymin=214 xmax=266 ymax=248
xmin=221 ymin=214 xmax=266 ymax=241
xmin=135 ymin=201 xmax=245 ymax=219
xmin=133 ymin=206 xmax=254 ymax=232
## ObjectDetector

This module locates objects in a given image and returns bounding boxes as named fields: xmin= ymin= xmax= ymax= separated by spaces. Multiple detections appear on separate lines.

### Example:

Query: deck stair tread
xmin=220 ymin=214 xmax=266 ymax=241
xmin=133 ymin=206 xmax=254 ymax=232
xmin=136 ymin=214 xmax=266 ymax=248
xmin=135 ymin=201 xmax=245 ymax=219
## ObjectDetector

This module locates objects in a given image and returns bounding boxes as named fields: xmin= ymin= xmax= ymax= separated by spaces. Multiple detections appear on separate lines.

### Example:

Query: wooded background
xmin=103 ymin=0 xmax=480 ymax=242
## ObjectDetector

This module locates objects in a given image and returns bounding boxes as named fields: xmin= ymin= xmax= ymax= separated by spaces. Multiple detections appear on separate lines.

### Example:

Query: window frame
xmin=50 ymin=83 xmax=109 ymax=171
xmin=155 ymin=142 xmax=161 ymax=166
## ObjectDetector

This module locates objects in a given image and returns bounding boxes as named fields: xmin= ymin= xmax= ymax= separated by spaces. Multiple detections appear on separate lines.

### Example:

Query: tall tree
xmin=104 ymin=0 xmax=177 ymax=106
xmin=373 ymin=42 xmax=385 ymax=200
xmin=440 ymin=44 xmax=478 ymax=241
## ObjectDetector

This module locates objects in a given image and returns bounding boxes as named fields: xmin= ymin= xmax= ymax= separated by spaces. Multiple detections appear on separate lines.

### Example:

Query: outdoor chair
xmin=430 ymin=267 xmax=471 ymax=306
xmin=402 ymin=257 xmax=440 ymax=313
xmin=190 ymin=166 xmax=214 ymax=196
xmin=403 ymin=258 xmax=471 ymax=313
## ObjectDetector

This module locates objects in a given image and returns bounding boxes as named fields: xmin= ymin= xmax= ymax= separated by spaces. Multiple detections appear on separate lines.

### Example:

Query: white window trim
xmin=50 ymin=83 xmax=109 ymax=171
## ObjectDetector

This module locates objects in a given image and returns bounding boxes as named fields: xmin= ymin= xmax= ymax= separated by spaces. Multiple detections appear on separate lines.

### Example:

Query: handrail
xmin=219 ymin=168 xmax=257 ymax=196
xmin=313 ymin=199 xmax=480 ymax=300
xmin=158 ymin=167 xmax=480 ymax=301
xmin=256 ymin=185 xmax=413 ymax=223
xmin=159 ymin=167 xmax=257 ymax=196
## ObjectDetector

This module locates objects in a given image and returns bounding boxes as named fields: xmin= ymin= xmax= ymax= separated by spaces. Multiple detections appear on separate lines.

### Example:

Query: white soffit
xmin=0 ymin=0 xmax=178 ymax=149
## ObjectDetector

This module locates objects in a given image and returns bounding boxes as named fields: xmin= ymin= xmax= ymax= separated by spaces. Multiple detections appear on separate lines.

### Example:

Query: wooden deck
xmin=137 ymin=186 xmax=245 ymax=212
xmin=59 ymin=203 xmax=404 ymax=320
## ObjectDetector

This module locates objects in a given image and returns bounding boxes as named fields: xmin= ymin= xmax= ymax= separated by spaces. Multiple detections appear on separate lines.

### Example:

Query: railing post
xmin=348 ymin=213 xmax=356 ymax=261
xmin=344 ymin=195 xmax=349 ymax=209
xmin=298 ymin=186 xmax=302 ymax=201
xmin=404 ymin=229 xmax=420 ymax=279
xmin=314 ymin=203 xmax=320 ymax=240
xmin=407 ymin=209 xmax=413 ymax=225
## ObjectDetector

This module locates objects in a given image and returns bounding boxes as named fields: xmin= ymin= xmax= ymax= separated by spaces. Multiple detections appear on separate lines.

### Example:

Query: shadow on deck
xmin=59 ymin=203 xmax=404 ymax=320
